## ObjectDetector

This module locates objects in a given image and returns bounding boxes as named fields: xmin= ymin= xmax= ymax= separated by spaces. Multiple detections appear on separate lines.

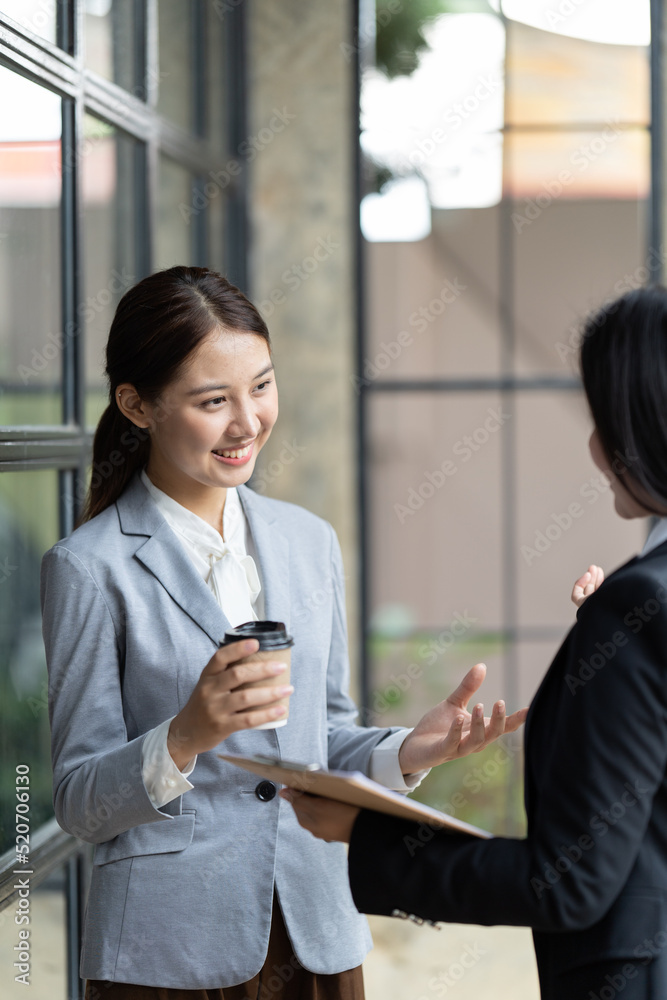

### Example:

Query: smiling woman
xmin=41 ymin=265 xmax=525 ymax=999
xmin=81 ymin=267 xmax=274 ymax=523
xmin=117 ymin=331 xmax=278 ymax=528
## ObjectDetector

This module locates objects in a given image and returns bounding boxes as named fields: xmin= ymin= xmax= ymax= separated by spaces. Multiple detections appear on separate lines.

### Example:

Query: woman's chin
xmin=613 ymin=493 xmax=651 ymax=520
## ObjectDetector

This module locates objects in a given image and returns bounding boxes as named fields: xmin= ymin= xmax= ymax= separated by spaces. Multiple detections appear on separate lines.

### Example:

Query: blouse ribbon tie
xmin=205 ymin=546 xmax=261 ymax=627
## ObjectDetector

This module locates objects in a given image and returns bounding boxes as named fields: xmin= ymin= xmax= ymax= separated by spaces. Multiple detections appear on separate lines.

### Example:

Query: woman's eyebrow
xmin=186 ymin=364 xmax=275 ymax=396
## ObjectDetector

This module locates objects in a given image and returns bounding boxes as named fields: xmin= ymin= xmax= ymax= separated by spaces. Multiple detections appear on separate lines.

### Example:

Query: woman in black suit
xmin=283 ymin=286 xmax=667 ymax=999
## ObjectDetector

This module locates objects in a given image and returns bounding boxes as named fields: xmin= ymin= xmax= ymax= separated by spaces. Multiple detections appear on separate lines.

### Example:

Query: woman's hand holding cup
xmin=167 ymin=639 xmax=293 ymax=770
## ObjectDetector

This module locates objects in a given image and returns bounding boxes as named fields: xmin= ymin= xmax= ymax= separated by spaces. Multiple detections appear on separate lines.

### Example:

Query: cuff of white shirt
xmin=141 ymin=717 xmax=197 ymax=809
xmin=369 ymin=729 xmax=430 ymax=792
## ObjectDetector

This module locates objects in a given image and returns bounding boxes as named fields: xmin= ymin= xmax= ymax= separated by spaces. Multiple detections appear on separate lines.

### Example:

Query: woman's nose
xmin=227 ymin=402 xmax=261 ymax=438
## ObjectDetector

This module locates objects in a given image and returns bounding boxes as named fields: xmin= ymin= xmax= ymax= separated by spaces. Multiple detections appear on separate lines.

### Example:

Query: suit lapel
xmin=238 ymin=485 xmax=291 ymax=631
xmin=135 ymin=525 xmax=232 ymax=644
xmin=116 ymin=476 xmax=231 ymax=646
xmin=116 ymin=478 xmax=292 ymax=652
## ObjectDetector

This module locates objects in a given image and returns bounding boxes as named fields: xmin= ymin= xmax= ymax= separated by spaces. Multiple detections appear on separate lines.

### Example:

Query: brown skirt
xmin=84 ymin=896 xmax=365 ymax=1000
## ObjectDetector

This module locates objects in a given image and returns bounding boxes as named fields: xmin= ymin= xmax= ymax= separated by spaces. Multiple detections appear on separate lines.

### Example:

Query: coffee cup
xmin=222 ymin=621 xmax=294 ymax=729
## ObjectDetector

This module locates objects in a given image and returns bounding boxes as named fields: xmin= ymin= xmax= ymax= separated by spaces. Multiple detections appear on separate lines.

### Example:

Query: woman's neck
xmin=144 ymin=467 xmax=228 ymax=535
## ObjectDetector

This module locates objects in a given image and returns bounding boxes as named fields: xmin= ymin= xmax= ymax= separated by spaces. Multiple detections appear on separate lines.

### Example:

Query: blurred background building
xmin=0 ymin=1 xmax=660 ymax=997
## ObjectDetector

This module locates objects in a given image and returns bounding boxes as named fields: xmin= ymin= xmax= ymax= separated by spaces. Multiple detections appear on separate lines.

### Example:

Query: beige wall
xmin=246 ymin=1 xmax=360 ymax=682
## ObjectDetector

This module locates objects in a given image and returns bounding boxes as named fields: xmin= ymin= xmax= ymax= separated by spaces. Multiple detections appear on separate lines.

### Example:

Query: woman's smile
xmin=212 ymin=441 xmax=256 ymax=464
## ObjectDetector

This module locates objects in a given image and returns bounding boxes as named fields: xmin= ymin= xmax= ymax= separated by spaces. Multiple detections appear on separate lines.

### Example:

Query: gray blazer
xmin=42 ymin=475 xmax=400 ymax=989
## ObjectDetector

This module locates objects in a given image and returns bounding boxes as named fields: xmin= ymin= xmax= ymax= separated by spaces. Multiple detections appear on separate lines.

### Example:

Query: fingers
xmin=583 ymin=564 xmax=603 ymax=595
xmin=280 ymin=787 xmax=302 ymax=803
xmin=445 ymin=662 xmax=487 ymax=709
xmin=571 ymin=570 xmax=591 ymax=607
xmin=468 ymin=703 xmax=487 ymax=748
xmin=202 ymin=644 xmax=288 ymax=693
xmin=280 ymin=790 xmax=359 ymax=843
xmin=232 ymin=700 xmax=289 ymax=730
xmin=280 ymin=788 xmax=319 ymax=829
xmin=227 ymin=683 xmax=293 ymax=717
xmin=205 ymin=639 xmax=288 ymax=686
xmin=484 ymin=699 xmax=506 ymax=743
xmin=441 ymin=706 xmax=485 ymax=760
xmin=572 ymin=565 xmax=605 ymax=607
xmin=504 ymin=706 xmax=528 ymax=733
xmin=204 ymin=639 xmax=259 ymax=675
xmin=439 ymin=714 xmax=466 ymax=755
xmin=223 ymin=659 xmax=289 ymax=692
xmin=456 ymin=700 xmax=524 ymax=758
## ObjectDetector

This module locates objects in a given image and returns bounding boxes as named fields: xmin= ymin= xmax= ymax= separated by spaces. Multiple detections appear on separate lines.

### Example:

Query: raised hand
xmin=571 ymin=564 xmax=605 ymax=608
xmin=397 ymin=662 xmax=527 ymax=775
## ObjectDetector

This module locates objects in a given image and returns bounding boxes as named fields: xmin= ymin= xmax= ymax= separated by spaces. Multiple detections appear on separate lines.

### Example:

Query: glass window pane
xmin=0 ymin=470 xmax=59 ymax=855
xmin=515 ymin=393 xmax=645 ymax=630
xmin=81 ymin=114 xmax=143 ymax=429
xmin=365 ymin=218 xmax=501 ymax=381
xmin=506 ymin=19 xmax=650 ymax=127
xmin=360 ymin=12 xmax=505 ymax=223
xmin=368 ymin=392 xmax=505 ymax=636
xmin=157 ymin=1 xmax=195 ymax=132
xmin=84 ymin=0 xmax=144 ymax=96
xmin=156 ymin=157 xmax=195 ymax=268
xmin=508 ymin=130 xmax=649 ymax=375
xmin=369 ymin=633 xmax=507 ymax=737
xmin=0 ymin=866 xmax=68 ymax=998
xmin=502 ymin=0 xmax=650 ymax=49
xmin=1 ymin=1 xmax=58 ymax=46
xmin=516 ymin=639 xmax=563 ymax=708
xmin=0 ymin=70 xmax=62 ymax=426
xmin=506 ymin=127 xmax=650 ymax=203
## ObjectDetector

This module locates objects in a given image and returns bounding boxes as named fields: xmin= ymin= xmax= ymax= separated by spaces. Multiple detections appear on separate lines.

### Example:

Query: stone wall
xmin=247 ymin=0 xmax=360 ymax=687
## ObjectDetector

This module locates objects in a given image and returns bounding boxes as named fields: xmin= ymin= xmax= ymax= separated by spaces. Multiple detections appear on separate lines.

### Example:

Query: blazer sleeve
xmin=324 ymin=524 xmax=407 ymax=775
xmin=348 ymin=566 xmax=667 ymax=932
xmin=42 ymin=544 xmax=170 ymax=842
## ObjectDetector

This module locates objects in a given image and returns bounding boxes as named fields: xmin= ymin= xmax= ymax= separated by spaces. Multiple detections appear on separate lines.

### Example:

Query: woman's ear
xmin=116 ymin=384 xmax=153 ymax=430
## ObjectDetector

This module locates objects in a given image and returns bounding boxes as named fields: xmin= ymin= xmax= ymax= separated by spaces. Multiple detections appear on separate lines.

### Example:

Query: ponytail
xmin=78 ymin=402 xmax=150 ymax=524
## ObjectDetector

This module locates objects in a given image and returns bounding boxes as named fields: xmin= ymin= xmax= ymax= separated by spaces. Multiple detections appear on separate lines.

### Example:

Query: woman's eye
xmin=204 ymin=396 xmax=225 ymax=407
xmin=255 ymin=380 xmax=272 ymax=392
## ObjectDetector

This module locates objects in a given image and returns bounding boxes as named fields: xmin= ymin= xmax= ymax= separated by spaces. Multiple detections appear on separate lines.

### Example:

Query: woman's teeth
xmin=217 ymin=445 xmax=252 ymax=459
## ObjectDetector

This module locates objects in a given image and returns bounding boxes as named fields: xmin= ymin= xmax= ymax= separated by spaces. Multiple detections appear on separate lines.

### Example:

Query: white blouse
xmin=138 ymin=472 xmax=424 ymax=806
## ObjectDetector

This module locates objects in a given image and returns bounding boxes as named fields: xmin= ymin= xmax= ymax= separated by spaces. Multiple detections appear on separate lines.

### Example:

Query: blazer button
xmin=255 ymin=780 xmax=277 ymax=802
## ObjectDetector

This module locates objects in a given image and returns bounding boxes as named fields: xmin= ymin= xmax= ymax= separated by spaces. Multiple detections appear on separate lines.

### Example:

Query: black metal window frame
xmin=356 ymin=3 xmax=661 ymax=723
xmin=0 ymin=2 xmax=247 ymax=996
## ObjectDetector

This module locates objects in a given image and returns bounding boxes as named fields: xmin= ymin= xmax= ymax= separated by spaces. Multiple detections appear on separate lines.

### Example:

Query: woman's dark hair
xmin=81 ymin=266 xmax=270 ymax=523
xmin=580 ymin=285 xmax=667 ymax=513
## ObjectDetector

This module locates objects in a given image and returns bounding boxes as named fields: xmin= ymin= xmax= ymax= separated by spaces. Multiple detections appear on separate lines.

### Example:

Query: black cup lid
xmin=222 ymin=620 xmax=294 ymax=649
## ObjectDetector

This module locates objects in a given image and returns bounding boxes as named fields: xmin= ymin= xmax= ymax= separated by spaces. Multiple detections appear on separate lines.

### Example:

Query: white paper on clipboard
xmin=218 ymin=753 xmax=492 ymax=839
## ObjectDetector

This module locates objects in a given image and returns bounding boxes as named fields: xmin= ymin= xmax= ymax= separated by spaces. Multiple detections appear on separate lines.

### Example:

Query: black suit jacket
xmin=349 ymin=543 xmax=667 ymax=998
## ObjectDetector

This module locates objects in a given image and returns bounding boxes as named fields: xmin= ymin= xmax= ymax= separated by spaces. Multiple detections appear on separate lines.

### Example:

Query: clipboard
xmin=219 ymin=753 xmax=492 ymax=839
